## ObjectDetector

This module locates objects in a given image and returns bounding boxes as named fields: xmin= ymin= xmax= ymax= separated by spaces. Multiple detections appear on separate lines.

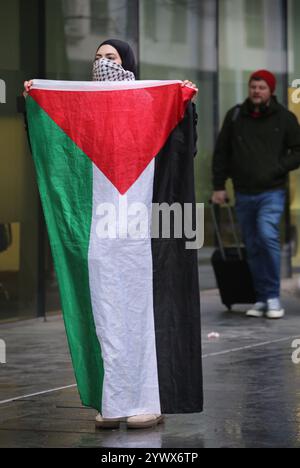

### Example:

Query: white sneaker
xmin=95 ymin=413 xmax=123 ymax=429
xmin=126 ymin=414 xmax=164 ymax=429
xmin=246 ymin=302 xmax=266 ymax=318
xmin=266 ymin=298 xmax=285 ymax=319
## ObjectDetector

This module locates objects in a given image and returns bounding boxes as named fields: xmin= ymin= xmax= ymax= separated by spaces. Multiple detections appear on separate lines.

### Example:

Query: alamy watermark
xmin=0 ymin=79 xmax=6 ymax=104
xmin=291 ymin=79 xmax=300 ymax=104
xmin=291 ymin=339 xmax=300 ymax=365
xmin=95 ymin=196 xmax=205 ymax=250
xmin=0 ymin=339 xmax=6 ymax=364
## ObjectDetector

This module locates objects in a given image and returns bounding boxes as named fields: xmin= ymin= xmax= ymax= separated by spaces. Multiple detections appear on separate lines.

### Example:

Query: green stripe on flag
xmin=26 ymin=96 xmax=104 ymax=411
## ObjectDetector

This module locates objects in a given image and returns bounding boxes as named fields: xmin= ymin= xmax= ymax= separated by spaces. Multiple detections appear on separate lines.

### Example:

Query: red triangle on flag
xmin=29 ymin=84 xmax=194 ymax=194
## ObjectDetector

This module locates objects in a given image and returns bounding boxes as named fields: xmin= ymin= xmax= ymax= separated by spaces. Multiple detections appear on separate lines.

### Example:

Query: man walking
xmin=212 ymin=70 xmax=300 ymax=319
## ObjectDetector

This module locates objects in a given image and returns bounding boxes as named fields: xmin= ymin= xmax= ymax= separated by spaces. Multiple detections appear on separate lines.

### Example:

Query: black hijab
xmin=97 ymin=39 xmax=137 ymax=78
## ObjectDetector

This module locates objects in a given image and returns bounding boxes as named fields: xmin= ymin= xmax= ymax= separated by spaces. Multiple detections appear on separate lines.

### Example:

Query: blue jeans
xmin=235 ymin=190 xmax=286 ymax=302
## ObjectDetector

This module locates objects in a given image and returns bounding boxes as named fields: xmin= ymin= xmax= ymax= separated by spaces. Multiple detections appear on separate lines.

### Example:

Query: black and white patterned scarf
xmin=92 ymin=58 xmax=135 ymax=82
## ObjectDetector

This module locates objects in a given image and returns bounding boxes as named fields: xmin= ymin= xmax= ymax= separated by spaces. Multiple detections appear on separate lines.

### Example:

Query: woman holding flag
xmin=24 ymin=39 xmax=203 ymax=430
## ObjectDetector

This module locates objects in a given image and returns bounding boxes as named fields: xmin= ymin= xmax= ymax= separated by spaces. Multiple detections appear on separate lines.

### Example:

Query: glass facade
xmin=288 ymin=0 xmax=300 ymax=269
xmin=219 ymin=0 xmax=287 ymax=204
xmin=216 ymin=0 xmax=290 ymax=284
xmin=139 ymin=0 xmax=217 ymax=205
xmin=0 ymin=1 xmax=40 ymax=320
xmin=0 ymin=0 xmax=299 ymax=321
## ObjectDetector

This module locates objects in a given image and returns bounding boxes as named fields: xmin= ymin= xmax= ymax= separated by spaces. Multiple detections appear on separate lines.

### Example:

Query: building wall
xmin=0 ymin=0 xmax=299 ymax=320
xmin=0 ymin=0 xmax=40 ymax=320
xmin=288 ymin=0 xmax=300 ymax=267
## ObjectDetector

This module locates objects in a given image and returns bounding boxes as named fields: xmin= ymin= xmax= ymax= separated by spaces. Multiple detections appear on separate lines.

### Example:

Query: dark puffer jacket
xmin=212 ymin=96 xmax=300 ymax=193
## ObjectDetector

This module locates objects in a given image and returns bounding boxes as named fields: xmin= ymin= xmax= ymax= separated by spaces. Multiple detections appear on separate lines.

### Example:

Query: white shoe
xmin=126 ymin=414 xmax=164 ymax=429
xmin=266 ymin=298 xmax=285 ymax=319
xmin=95 ymin=413 xmax=122 ymax=429
xmin=246 ymin=302 xmax=266 ymax=318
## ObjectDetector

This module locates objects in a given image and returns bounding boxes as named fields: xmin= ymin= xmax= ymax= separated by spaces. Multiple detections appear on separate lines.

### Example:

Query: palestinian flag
xmin=26 ymin=80 xmax=203 ymax=417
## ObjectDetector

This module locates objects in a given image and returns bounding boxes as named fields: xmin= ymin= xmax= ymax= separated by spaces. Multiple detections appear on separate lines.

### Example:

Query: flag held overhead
xmin=26 ymin=80 xmax=202 ymax=417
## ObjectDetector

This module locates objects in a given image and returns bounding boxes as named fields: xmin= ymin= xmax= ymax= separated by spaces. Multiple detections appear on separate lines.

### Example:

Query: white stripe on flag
xmin=88 ymin=161 xmax=161 ymax=418
xmin=31 ymin=79 xmax=183 ymax=92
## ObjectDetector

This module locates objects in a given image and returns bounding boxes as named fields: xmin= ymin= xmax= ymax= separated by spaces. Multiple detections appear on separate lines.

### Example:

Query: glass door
xmin=0 ymin=0 xmax=41 ymax=321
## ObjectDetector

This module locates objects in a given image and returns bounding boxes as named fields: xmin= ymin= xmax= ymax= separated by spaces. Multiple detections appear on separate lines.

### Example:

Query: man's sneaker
xmin=266 ymin=298 xmax=285 ymax=319
xmin=246 ymin=302 xmax=267 ymax=318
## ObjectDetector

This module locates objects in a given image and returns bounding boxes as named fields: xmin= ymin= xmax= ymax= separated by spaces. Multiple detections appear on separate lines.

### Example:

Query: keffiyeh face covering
xmin=92 ymin=57 xmax=135 ymax=82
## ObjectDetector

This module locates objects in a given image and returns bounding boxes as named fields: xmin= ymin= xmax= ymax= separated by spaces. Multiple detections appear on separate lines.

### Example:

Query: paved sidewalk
xmin=281 ymin=274 xmax=300 ymax=297
xmin=0 ymin=287 xmax=299 ymax=448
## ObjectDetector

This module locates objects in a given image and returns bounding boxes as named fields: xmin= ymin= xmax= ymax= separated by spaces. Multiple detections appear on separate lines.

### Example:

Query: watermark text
xmin=0 ymin=339 xmax=6 ymax=364
xmin=291 ymin=79 xmax=300 ymax=104
xmin=292 ymin=339 xmax=300 ymax=364
xmin=95 ymin=196 xmax=205 ymax=250
xmin=0 ymin=79 xmax=6 ymax=104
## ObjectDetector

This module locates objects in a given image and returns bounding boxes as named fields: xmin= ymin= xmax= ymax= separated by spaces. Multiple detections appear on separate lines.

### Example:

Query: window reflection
xmin=288 ymin=0 xmax=300 ymax=269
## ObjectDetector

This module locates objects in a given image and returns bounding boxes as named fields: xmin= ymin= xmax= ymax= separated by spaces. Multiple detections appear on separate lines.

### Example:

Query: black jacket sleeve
xmin=279 ymin=111 xmax=300 ymax=173
xmin=212 ymin=110 xmax=233 ymax=191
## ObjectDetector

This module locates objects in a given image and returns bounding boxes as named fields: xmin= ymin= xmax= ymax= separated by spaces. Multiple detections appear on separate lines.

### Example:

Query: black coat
xmin=212 ymin=96 xmax=300 ymax=193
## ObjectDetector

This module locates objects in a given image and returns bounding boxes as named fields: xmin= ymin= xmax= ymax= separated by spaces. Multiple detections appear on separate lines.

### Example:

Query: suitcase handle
xmin=209 ymin=200 xmax=243 ymax=261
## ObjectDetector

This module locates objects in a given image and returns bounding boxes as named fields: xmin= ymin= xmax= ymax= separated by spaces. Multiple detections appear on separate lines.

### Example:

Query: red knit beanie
xmin=249 ymin=70 xmax=277 ymax=93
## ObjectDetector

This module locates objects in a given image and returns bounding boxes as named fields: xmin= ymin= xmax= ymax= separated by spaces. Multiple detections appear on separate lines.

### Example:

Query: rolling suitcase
xmin=210 ymin=202 xmax=256 ymax=310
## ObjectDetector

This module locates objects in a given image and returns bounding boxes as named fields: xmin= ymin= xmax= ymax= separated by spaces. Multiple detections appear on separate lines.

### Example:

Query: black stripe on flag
xmin=152 ymin=103 xmax=203 ymax=414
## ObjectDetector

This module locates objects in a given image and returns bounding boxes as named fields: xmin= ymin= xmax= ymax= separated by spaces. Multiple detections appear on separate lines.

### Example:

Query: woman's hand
xmin=182 ymin=80 xmax=198 ymax=103
xmin=23 ymin=80 xmax=33 ymax=98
